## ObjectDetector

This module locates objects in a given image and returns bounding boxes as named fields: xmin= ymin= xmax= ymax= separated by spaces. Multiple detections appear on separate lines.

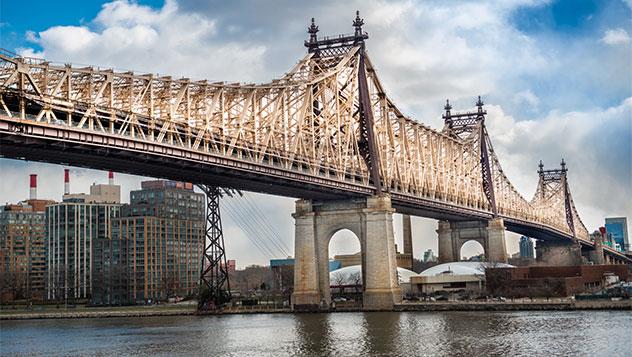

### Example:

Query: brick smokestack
xmin=108 ymin=171 xmax=114 ymax=185
xmin=29 ymin=174 xmax=37 ymax=200
xmin=64 ymin=169 xmax=70 ymax=195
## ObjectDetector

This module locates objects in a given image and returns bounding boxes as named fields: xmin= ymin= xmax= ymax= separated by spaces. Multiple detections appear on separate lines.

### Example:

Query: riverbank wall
xmin=395 ymin=300 xmax=632 ymax=311
xmin=2 ymin=299 xmax=630 ymax=319
xmin=0 ymin=307 xmax=196 ymax=320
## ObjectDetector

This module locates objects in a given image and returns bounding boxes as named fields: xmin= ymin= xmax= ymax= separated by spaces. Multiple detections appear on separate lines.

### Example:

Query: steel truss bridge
xmin=0 ymin=13 xmax=628 ymax=262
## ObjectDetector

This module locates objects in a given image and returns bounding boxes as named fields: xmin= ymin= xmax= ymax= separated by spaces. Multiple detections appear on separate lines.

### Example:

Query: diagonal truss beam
xmin=0 ymin=14 xmax=593 ymax=245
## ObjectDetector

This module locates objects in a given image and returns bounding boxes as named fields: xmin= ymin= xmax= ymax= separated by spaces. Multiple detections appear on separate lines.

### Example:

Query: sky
xmin=0 ymin=0 xmax=631 ymax=268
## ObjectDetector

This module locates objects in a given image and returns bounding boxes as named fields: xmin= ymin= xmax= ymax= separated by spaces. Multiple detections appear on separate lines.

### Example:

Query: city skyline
xmin=1 ymin=0 xmax=631 ymax=267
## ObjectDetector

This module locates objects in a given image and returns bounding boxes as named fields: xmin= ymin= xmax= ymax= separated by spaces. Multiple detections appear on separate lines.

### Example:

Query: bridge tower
xmin=437 ymin=97 xmax=507 ymax=264
xmin=293 ymin=13 xmax=401 ymax=311
xmin=533 ymin=160 xmax=583 ymax=266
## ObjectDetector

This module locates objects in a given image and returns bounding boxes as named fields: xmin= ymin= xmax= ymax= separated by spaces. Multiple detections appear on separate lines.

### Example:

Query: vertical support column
xmin=197 ymin=185 xmax=230 ymax=310
xmin=590 ymin=230 xmax=605 ymax=265
xmin=402 ymin=214 xmax=413 ymax=269
xmin=363 ymin=195 xmax=401 ymax=310
xmin=437 ymin=221 xmax=456 ymax=263
xmin=291 ymin=200 xmax=321 ymax=311
xmin=536 ymin=240 xmax=583 ymax=266
xmin=486 ymin=218 xmax=508 ymax=263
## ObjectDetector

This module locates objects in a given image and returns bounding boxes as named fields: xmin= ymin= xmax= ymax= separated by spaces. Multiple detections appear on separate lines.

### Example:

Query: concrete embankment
xmin=395 ymin=300 xmax=632 ymax=311
xmin=3 ymin=300 xmax=630 ymax=319
xmin=0 ymin=307 xmax=196 ymax=320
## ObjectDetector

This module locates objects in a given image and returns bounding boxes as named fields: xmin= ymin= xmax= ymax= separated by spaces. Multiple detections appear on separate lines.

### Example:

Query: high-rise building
xmin=0 ymin=175 xmax=54 ymax=302
xmin=46 ymin=171 xmax=121 ymax=301
xmin=105 ymin=216 xmax=203 ymax=304
xmin=519 ymin=236 xmax=535 ymax=259
xmin=0 ymin=200 xmax=55 ymax=301
xmin=91 ymin=224 xmax=129 ymax=306
xmin=423 ymin=249 xmax=437 ymax=263
xmin=605 ymin=217 xmax=628 ymax=252
xmin=91 ymin=180 xmax=204 ymax=305
xmin=127 ymin=180 xmax=203 ymax=220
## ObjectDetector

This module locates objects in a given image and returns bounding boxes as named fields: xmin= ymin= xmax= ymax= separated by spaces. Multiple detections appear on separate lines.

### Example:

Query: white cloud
xmin=484 ymin=97 xmax=632 ymax=231
xmin=22 ymin=0 xmax=266 ymax=82
xmin=4 ymin=0 xmax=631 ymax=264
xmin=340 ymin=0 xmax=553 ymax=125
xmin=601 ymin=28 xmax=631 ymax=45
xmin=513 ymin=89 xmax=540 ymax=111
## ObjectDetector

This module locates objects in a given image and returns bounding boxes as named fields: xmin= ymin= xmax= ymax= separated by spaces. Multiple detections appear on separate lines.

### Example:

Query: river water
xmin=1 ymin=311 xmax=631 ymax=356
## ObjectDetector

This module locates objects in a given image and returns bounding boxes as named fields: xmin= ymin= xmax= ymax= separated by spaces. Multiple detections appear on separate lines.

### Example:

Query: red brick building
xmin=486 ymin=265 xmax=630 ymax=298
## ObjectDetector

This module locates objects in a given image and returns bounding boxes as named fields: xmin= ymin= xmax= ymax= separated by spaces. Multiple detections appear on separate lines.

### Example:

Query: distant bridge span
xmin=0 ymin=19 xmax=628 ymax=264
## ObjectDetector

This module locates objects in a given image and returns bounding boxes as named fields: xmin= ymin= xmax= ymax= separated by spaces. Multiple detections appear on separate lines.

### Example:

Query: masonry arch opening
xmin=460 ymin=240 xmax=485 ymax=261
xmin=328 ymin=229 xmax=363 ymax=305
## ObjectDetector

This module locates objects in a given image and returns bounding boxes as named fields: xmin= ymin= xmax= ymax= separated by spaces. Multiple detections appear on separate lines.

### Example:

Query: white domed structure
xmin=411 ymin=262 xmax=515 ymax=295
xmin=420 ymin=261 xmax=514 ymax=277
xmin=329 ymin=265 xmax=419 ymax=294
xmin=329 ymin=265 xmax=419 ymax=286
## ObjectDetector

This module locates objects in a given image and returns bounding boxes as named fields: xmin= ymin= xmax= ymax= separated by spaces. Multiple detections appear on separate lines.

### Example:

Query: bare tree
xmin=332 ymin=273 xmax=347 ymax=295
xmin=350 ymin=272 xmax=362 ymax=294
xmin=1 ymin=269 xmax=28 ymax=301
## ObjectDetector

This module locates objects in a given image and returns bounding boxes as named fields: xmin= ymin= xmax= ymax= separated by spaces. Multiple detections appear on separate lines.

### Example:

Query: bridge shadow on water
xmin=1 ymin=311 xmax=630 ymax=355
xmin=290 ymin=310 xmax=621 ymax=356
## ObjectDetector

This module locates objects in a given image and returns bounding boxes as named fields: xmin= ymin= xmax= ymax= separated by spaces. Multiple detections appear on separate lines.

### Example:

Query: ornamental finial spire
xmin=308 ymin=18 xmax=319 ymax=44
xmin=561 ymin=158 xmax=566 ymax=172
xmin=353 ymin=10 xmax=364 ymax=37
xmin=476 ymin=95 xmax=484 ymax=114
xmin=538 ymin=160 xmax=544 ymax=174
xmin=444 ymin=99 xmax=452 ymax=121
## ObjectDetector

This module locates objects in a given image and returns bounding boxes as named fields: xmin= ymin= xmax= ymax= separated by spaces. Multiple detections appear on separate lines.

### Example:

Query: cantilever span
xmin=0 ymin=17 xmax=626 ymax=261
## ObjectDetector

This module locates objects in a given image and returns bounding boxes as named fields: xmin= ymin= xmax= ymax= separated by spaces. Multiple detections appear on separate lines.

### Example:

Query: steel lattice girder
xmin=0 ymin=33 xmax=590 ymax=244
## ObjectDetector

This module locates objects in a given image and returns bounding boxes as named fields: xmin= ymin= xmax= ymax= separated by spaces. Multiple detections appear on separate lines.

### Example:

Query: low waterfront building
xmin=485 ymin=265 xmax=631 ymax=298
xmin=409 ymin=262 xmax=513 ymax=295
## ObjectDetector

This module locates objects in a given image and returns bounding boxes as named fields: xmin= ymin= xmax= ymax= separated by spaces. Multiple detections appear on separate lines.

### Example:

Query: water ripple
xmin=1 ymin=311 xmax=631 ymax=356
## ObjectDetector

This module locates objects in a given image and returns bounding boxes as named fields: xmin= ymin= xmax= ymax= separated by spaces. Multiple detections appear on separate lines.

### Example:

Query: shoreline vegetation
xmin=1 ymin=299 xmax=630 ymax=320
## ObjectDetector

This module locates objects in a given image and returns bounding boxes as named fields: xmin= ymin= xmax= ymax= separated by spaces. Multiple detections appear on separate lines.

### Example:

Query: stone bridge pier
xmin=437 ymin=218 xmax=508 ymax=263
xmin=291 ymin=194 xmax=401 ymax=311
xmin=535 ymin=240 xmax=583 ymax=266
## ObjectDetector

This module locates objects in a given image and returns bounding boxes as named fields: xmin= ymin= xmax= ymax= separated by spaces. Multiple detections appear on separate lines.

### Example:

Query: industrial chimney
xmin=29 ymin=174 xmax=37 ymax=200
xmin=64 ymin=169 xmax=70 ymax=194
xmin=108 ymin=171 xmax=114 ymax=185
